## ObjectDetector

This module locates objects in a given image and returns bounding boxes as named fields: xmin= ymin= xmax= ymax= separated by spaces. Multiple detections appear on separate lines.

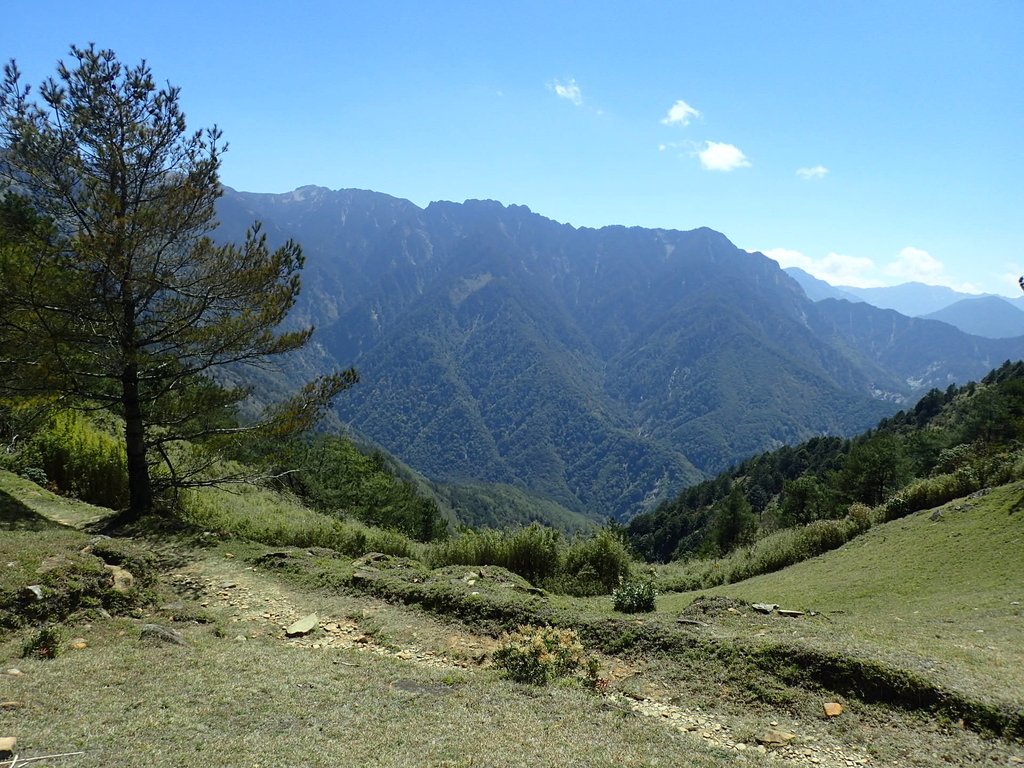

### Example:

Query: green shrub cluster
xmin=426 ymin=525 xmax=633 ymax=595
xmin=4 ymin=409 xmax=129 ymax=509
xmin=491 ymin=625 xmax=597 ymax=686
xmin=611 ymin=579 xmax=657 ymax=613
xmin=22 ymin=625 xmax=63 ymax=659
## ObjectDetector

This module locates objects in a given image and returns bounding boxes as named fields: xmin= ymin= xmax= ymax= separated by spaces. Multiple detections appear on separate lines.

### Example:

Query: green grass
xmin=0 ymin=469 xmax=115 ymax=529
xmin=0 ymin=619 xmax=742 ymax=768
xmin=3 ymin=468 xmax=1022 ymax=765
xmin=657 ymin=481 xmax=1024 ymax=709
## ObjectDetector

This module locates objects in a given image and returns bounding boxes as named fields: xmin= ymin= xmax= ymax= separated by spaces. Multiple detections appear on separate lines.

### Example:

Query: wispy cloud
xmin=796 ymin=165 xmax=828 ymax=180
xmin=763 ymin=247 xmax=879 ymax=288
xmin=550 ymin=78 xmax=583 ymax=106
xmin=698 ymin=141 xmax=750 ymax=172
xmin=661 ymin=99 xmax=701 ymax=126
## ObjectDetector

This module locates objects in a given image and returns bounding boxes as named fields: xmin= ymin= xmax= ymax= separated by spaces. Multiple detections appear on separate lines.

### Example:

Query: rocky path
xmin=170 ymin=554 xmax=891 ymax=768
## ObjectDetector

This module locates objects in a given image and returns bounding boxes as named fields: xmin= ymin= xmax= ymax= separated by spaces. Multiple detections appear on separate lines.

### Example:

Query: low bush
xmin=427 ymin=524 xmax=561 ymax=585
xmin=491 ymin=625 xmax=597 ymax=686
xmin=22 ymin=410 xmax=129 ymax=509
xmin=611 ymin=580 xmax=657 ymax=613
xmin=559 ymin=529 xmax=633 ymax=596
xmin=22 ymin=624 xmax=63 ymax=659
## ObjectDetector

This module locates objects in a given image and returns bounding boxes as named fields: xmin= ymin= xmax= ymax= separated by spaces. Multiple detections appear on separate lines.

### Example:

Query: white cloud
xmin=796 ymin=165 xmax=828 ymax=180
xmin=661 ymin=100 xmax=701 ymax=126
xmin=698 ymin=141 xmax=750 ymax=172
xmin=763 ymin=245 xmax=983 ymax=293
xmin=762 ymin=247 xmax=880 ymax=288
xmin=883 ymin=246 xmax=981 ymax=293
xmin=551 ymin=78 xmax=583 ymax=106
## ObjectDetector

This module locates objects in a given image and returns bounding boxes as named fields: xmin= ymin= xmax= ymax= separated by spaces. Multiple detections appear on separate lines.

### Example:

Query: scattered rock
xmin=20 ymin=584 xmax=44 ymax=601
xmin=0 ymin=702 xmax=22 ymax=711
xmin=929 ymin=509 xmax=944 ymax=521
xmin=4 ymin=669 xmax=23 ymax=677
xmin=70 ymin=637 xmax=88 ymax=650
xmin=105 ymin=564 xmax=135 ymax=593
xmin=285 ymin=613 xmax=319 ymax=637
xmin=0 ymin=736 xmax=16 ymax=758
xmin=777 ymin=609 xmax=806 ymax=618
xmin=140 ymin=623 xmax=186 ymax=646
xmin=37 ymin=554 xmax=72 ymax=573
xmin=351 ymin=570 xmax=379 ymax=584
xmin=752 ymin=603 xmax=778 ymax=614
xmin=823 ymin=701 xmax=844 ymax=718
xmin=755 ymin=729 xmax=798 ymax=747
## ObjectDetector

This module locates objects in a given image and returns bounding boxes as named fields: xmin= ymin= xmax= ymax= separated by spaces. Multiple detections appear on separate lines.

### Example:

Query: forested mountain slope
xmin=215 ymin=186 xmax=1024 ymax=519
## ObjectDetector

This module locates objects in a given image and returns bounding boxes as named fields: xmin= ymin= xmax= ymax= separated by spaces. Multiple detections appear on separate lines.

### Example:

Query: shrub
xmin=558 ymin=528 xmax=633 ymax=596
xmin=24 ymin=410 xmax=128 ymax=508
xmin=22 ymin=624 xmax=63 ymax=659
xmin=491 ymin=625 xmax=596 ymax=686
xmin=611 ymin=580 xmax=657 ymax=613
xmin=427 ymin=524 xmax=562 ymax=585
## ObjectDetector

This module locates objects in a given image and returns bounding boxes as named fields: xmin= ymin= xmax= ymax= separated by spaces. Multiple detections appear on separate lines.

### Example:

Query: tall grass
xmin=426 ymin=524 xmax=561 ymax=583
xmin=426 ymin=524 xmax=634 ymax=594
xmin=22 ymin=410 xmax=129 ymax=509
xmin=658 ymin=512 xmax=873 ymax=592
xmin=179 ymin=485 xmax=419 ymax=559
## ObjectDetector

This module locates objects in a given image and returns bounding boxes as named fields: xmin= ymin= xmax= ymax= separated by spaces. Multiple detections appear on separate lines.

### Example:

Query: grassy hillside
xmin=656 ymin=481 xmax=1024 ymax=709
xmin=2 ymin=470 xmax=1021 ymax=766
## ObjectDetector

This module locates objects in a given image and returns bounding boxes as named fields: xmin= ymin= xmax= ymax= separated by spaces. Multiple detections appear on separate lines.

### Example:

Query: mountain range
xmin=785 ymin=267 xmax=1024 ymax=338
xmin=213 ymin=186 xmax=1024 ymax=520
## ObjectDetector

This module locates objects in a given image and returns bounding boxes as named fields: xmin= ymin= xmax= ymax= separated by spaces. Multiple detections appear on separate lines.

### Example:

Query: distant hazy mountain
xmin=834 ymin=283 xmax=979 ymax=317
xmin=784 ymin=268 xmax=861 ymax=302
xmin=214 ymin=186 xmax=1024 ymax=520
xmin=921 ymin=296 xmax=1024 ymax=339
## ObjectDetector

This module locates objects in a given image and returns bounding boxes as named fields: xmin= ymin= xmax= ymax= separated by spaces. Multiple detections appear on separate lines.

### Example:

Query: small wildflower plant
xmin=611 ymin=579 xmax=657 ymax=613
xmin=492 ymin=625 xmax=596 ymax=686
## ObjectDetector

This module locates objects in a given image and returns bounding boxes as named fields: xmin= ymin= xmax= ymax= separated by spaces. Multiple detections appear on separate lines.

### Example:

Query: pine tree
xmin=0 ymin=45 xmax=356 ymax=519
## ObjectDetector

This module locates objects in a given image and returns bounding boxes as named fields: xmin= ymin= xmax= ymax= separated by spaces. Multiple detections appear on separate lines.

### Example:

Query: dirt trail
xmin=172 ymin=553 xmax=888 ymax=768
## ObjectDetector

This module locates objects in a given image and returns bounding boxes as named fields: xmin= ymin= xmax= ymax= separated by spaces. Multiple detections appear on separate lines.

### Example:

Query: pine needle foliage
xmin=0 ymin=45 xmax=356 ymax=518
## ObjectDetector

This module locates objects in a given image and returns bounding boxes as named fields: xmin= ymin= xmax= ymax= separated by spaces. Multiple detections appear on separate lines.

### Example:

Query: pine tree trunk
xmin=122 ymin=363 xmax=153 ymax=518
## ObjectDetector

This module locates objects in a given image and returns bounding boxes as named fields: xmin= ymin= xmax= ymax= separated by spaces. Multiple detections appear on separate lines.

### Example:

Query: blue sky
xmin=4 ymin=1 xmax=1022 ymax=295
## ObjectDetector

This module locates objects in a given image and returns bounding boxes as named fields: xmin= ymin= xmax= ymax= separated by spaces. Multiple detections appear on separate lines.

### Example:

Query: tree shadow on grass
xmin=0 ymin=489 xmax=63 ymax=531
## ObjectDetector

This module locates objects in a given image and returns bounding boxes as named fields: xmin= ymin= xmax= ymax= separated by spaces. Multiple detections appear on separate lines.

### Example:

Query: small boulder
xmin=20 ymin=584 xmax=44 ymax=601
xmin=285 ymin=613 xmax=319 ymax=637
xmin=0 ymin=736 xmax=16 ymax=758
xmin=105 ymin=564 xmax=135 ymax=593
xmin=823 ymin=701 xmax=844 ymax=718
xmin=756 ymin=729 xmax=797 ymax=747
xmin=752 ymin=603 xmax=778 ymax=614
xmin=777 ymin=609 xmax=805 ymax=618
